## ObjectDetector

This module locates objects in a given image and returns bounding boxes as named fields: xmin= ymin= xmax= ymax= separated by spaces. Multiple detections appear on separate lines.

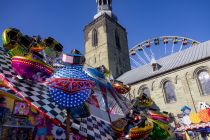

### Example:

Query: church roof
xmin=117 ymin=40 xmax=210 ymax=85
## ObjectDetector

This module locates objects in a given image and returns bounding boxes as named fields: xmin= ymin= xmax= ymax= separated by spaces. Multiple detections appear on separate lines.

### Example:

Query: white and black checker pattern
xmin=72 ymin=116 xmax=115 ymax=140
xmin=0 ymin=51 xmax=67 ymax=125
xmin=0 ymin=47 xmax=114 ymax=140
xmin=0 ymin=49 xmax=16 ymax=79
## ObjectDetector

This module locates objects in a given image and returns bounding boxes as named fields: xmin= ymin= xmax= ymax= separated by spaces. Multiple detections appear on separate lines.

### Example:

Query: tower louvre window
xmin=99 ymin=0 xmax=102 ymax=5
xmin=103 ymin=0 xmax=107 ymax=5
xmin=115 ymin=30 xmax=121 ymax=50
xmin=92 ymin=29 xmax=98 ymax=47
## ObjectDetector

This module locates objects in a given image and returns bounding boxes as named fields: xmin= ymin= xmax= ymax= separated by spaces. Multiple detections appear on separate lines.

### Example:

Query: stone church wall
xmin=129 ymin=59 xmax=210 ymax=116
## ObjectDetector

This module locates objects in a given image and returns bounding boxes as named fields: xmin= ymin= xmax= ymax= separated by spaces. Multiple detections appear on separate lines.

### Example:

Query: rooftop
xmin=117 ymin=40 xmax=210 ymax=85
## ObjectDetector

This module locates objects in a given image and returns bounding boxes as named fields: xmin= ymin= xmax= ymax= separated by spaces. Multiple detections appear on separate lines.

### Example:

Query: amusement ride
xmin=1 ymin=27 xmax=210 ymax=140
xmin=129 ymin=36 xmax=201 ymax=69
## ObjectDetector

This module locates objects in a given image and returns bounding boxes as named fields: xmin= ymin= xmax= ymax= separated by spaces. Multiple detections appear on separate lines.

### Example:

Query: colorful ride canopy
xmin=112 ymin=81 xmax=130 ymax=95
xmin=84 ymin=66 xmax=132 ymax=115
xmin=2 ymin=28 xmax=64 ymax=82
xmin=47 ymin=65 xmax=95 ymax=109
xmin=111 ymin=93 xmax=173 ymax=139
xmin=11 ymin=55 xmax=54 ymax=82
xmin=176 ymin=104 xmax=210 ymax=132
xmin=84 ymin=67 xmax=108 ymax=86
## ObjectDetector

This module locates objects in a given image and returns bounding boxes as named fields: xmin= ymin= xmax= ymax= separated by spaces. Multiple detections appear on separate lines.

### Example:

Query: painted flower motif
xmin=51 ymin=125 xmax=66 ymax=140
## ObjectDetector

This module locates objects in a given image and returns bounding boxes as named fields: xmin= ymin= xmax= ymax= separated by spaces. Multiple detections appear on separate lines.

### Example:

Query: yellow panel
xmin=0 ymin=91 xmax=22 ymax=111
xmin=5 ymin=97 xmax=14 ymax=111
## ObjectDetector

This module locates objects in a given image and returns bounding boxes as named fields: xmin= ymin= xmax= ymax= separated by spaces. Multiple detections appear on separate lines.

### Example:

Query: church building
xmin=84 ymin=0 xmax=210 ymax=116
xmin=118 ymin=41 xmax=210 ymax=115
xmin=84 ymin=0 xmax=131 ymax=79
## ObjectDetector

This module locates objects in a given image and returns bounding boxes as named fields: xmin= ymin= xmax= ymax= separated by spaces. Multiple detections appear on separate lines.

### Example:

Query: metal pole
xmin=107 ymin=109 xmax=112 ymax=123
xmin=104 ymin=94 xmax=112 ymax=123
xmin=66 ymin=110 xmax=72 ymax=140
xmin=185 ymin=74 xmax=197 ymax=113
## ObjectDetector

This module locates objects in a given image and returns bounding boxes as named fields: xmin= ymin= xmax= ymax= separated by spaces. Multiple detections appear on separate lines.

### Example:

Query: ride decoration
xmin=2 ymin=28 xmax=63 ymax=82
xmin=128 ymin=119 xmax=153 ymax=139
xmin=84 ymin=66 xmax=109 ymax=87
xmin=69 ymin=102 xmax=90 ymax=118
xmin=84 ymin=66 xmax=112 ymax=112
xmin=148 ymin=110 xmax=170 ymax=123
xmin=112 ymin=80 xmax=130 ymax=94
xmin=46 ymin=50 xmax=95 ymax=117
xmin=189 ymin=112 xmax=201 ymax=124
xmin=62 ymin=49 xmax=85 ymax=65
xmin=51 ymin=125 xmax=66 ymax=139
xmin=2 ymin=28 xmax=26 ymax=56
xmin=111 ymin=118 xmax=128 ymax=137
xmin=176 ymin=103 xmax=210 ymax=132
xmin=11 ymin=55 xmax=54 ymax=82
xmin=149 ymin=118 xmax=171 ymax=139
xmin=2 ymin=28 xmax=63 ymax=63
xmin=111 ymin=93 xmax=173 ymax=139
xmin=84 ymin=65 xmax=131 ymax=114
xmin=0 ymin=80 xmax=8 ymax=88
xmin=133 ymin=93 xmax=153 ymax=108
xmin=85 ymin=65 xmax=115 ymax=87
xmin=84 ymin=66 xmax=114 ymax=119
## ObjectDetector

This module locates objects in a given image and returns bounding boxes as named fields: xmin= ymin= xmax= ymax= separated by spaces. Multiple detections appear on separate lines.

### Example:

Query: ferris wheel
xmin=129 ymin=36 xmax=201 ymax=69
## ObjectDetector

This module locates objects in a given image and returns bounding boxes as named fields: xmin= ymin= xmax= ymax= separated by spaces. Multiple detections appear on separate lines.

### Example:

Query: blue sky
xmin=0 ymin=0 xmax=210 ymax=54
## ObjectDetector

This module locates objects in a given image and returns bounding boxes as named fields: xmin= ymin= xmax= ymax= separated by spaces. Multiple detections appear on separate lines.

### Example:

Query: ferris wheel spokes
xmin=165 ymin=44 xmax=167 ymax=54
xmin=129 ymin=36 xmax=201 ymax=69
xmin=130 ymin=57 xmax=141 ymax=67
xmin=136 ymin=52 xmax=147 ymax=65
xmin=149 ymin=48 xmax=155 ymax=58
xmin=142 ymin=48 xmax=151 ymax=62
xmin=179 ymin=43 xmax=183 ymax=52
xmin=171 ymin=43 xmax=175 ymax=54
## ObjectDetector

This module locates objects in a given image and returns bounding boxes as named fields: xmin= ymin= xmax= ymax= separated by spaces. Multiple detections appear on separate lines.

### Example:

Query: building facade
xmin=84 ymin=0 xmax=131 ymax=78
xmin=118 ymin=41 xmax=210 ymax=115
xmin=84 ymin=0 xmax=210 ymax=116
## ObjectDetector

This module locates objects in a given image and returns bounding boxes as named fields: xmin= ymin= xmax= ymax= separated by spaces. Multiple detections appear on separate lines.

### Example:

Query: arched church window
xmin=94 ymin=57 xmax=97 ymax=63
xmin=138 ymin=87 xmax=150 ymax=97
xmin=115 ymin=30 xmax=121 ymax=50
xmin=163 ymin=81 xmax=177 ymax=103
xmin=103 ymin=0 xmax=107 ymax=5
xmin=197 ymin=70 xmax=210 ymax=95
xmin=116 ymin=67 xmax=119 ymax=76
xmin=92 ymin=29 xmax=98 ymax=47
xmin=98 ymin=0 xmax=102 ymax=6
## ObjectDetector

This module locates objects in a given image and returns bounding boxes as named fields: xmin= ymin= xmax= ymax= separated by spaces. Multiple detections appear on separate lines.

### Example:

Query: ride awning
xmin=0 ymin=47 xmax=114 ymax=140
xmin=176 ymin=122 xmax=210 ymax=132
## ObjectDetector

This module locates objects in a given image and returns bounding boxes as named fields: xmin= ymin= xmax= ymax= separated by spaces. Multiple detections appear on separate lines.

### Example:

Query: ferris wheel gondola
xmin=129 ymin=36 xmax=201 ymax=69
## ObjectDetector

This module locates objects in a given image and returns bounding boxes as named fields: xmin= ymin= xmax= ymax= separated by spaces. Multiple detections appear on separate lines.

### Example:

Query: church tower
xmin=84 ymin=0 xmax=131 ymax=78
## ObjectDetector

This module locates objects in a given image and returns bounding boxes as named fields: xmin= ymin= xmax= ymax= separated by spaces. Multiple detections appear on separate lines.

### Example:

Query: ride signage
xmin=47 ymin=78 xmax=95 ymax=94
